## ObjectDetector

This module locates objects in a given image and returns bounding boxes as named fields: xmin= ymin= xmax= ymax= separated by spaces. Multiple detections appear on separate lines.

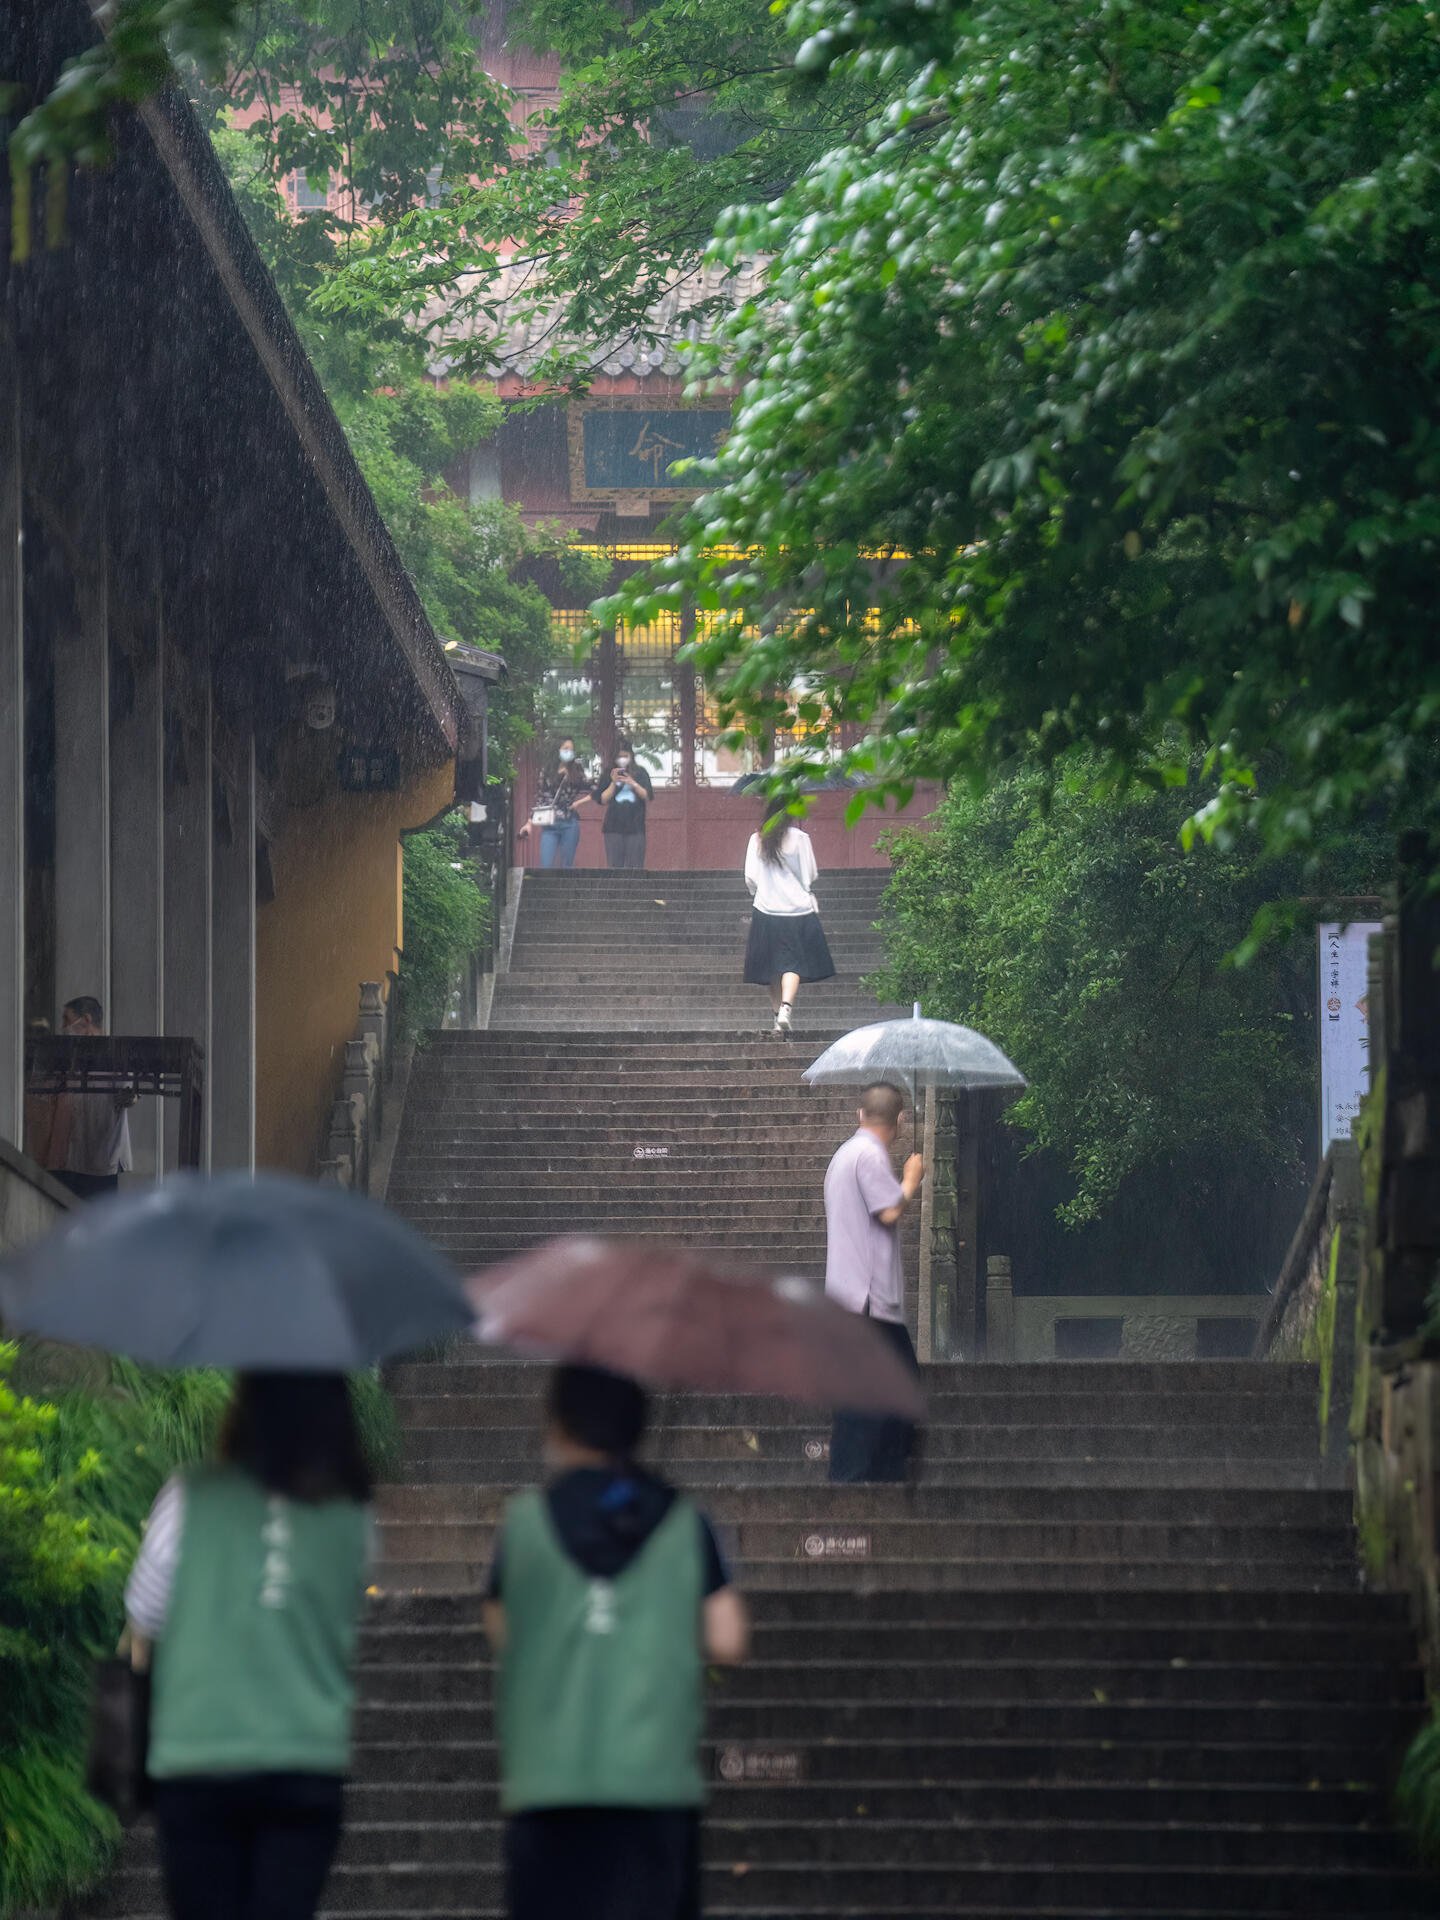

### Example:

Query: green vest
xmin=497 ymin=1489 xmax=706 ymax=1813
xmin=148 ymin=1467 xmax=368 ymax=1780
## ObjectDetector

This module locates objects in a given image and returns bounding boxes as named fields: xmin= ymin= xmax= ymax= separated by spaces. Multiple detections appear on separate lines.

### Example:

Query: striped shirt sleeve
xmin=125 ymin=1476 xmax=186 ymax=1638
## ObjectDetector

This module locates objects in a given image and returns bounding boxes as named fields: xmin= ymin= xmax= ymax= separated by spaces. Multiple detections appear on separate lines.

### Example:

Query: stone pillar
xmin=163 ymin=679 xmax=213 ymax=1171
xmin=210 ymin=734 xmax=256 ymax=1172
xmin=109 ymin=601 xmax=165 ymax=1176
xmin=53 ymin=512 xmax=110 ymax=1014
xmin=0 ymin=350 xmax=23 ymax=1146
xmin=985 ymin=1256 xmax=1014 ymax=1362
xmin=916 ymin=1088 xmax=939 ymax=1361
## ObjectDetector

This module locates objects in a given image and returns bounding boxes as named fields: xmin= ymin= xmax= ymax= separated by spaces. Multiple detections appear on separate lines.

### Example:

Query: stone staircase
xmin=90 ymin=865 xmax=1436 ymax=1917
xmin=489 ymin=867 xmax=904 ymax=1033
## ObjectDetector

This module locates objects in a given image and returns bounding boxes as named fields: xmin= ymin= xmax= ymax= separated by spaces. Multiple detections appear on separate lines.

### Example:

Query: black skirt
xmin=744 ymin=909 xmax=836 ymax=985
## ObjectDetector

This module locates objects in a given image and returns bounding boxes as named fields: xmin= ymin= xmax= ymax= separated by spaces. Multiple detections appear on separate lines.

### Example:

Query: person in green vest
xmin=124 ymin=1372 xmax=374 ymax=1920
xmin=484 ymin=1363 xmax=750 ymax=1920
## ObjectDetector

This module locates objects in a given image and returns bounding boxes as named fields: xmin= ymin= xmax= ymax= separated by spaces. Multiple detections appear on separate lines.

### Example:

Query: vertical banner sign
xmin=1317 ymin=921 xmax=1382 ymax=1156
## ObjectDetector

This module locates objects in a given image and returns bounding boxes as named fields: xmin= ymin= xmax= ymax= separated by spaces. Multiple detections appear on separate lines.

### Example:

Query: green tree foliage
xmin=316 ymin=0 xmax=887 ymax=382
xmin=400 ymin=810 xmax=490 ymax=1036
xmin=609 ymin=0 xmax=1440 ymax=860
xmin=877 ymin=762 xmax=1385 ymax=1226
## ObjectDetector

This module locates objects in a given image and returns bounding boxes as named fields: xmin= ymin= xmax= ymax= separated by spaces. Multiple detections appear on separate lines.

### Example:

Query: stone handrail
xmin=317 ymin=978 xmax=394 ymax=1194
xmin=1253 ymin=1139 xmax=1362 ymax=1466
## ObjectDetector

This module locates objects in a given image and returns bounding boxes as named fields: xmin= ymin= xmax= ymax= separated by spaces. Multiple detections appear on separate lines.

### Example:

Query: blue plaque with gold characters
xmin=568 ymin=400 xmax=730 ymax=504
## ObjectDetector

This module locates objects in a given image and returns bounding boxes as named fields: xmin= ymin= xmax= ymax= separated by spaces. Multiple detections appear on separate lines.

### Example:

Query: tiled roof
xmin=430 ymin=257 xmax=766 ymax=381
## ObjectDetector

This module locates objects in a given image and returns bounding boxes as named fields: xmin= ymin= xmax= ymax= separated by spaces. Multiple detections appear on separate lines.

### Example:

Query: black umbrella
xmin=0 ymin=1173 xmax=471 ymax=1370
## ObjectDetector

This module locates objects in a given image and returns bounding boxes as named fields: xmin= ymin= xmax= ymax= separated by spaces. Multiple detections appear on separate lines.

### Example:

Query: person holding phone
xmin=595 ymin=737 xmax=654 ymax=870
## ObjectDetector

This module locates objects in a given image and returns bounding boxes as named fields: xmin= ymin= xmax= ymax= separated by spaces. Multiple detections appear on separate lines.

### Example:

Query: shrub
xmin=1397 ymin=1711 xmax=1440 ymax=1868
xmin=400 ymin=810 xmax=490 ymax=1038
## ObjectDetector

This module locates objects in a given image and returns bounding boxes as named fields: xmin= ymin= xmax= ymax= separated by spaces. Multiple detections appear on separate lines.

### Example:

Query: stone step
xmin=384 ymin=1359 xmax=1314 ymax=1395
xmin=340 ymin=1778 xmax=1386 ymax=1825
xmin=117 ymin=1814 xmax=1413 ymax=1871
xmin=388 ymin=1394 xmax=1317 ymax=1432
xmin=346 ymin=1698 xmax=1415 ymax=1750
xmin=377 ymin=1517 xmax=1354 ymax=1567
xmin=344 ymin=1728 xmax=1406 ymax=1787
xmin=355 ymin=1659 xmax=1417 ymax=1709
xmin=374 ymin=1485 xmax=1350 ymax=1526
xmin=364 ymin=1586 xmax=1409 ymax=1629
xmin=375 ymin=1554 xmax=1363 ymax=1593
xmin=90 ymin=1854 xmax=1436 ymax=1916
xmin=356 ymin=1619 xmax=1413 ymax=1667
xmin=403 ymin=1456 xmax=1334 ymax=1491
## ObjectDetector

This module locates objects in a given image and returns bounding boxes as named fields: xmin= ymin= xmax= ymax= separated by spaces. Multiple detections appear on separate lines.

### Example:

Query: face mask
xmin=558 ymin=748 xmax=575 ymax=763
xmin=617 ymin=756 xmax=631 ymax=769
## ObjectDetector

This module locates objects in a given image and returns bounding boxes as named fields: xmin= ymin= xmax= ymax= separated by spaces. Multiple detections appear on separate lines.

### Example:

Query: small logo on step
xmin=633 ymin=1145 xmax=670 ymax=1159
xmin=717 ymin=1745 xmax=805 ymax=1784
xmin=800 ymin=1530 xmax=870 ymax=1560
xmin=803 ymin=1438 xmax=830 ymax=1463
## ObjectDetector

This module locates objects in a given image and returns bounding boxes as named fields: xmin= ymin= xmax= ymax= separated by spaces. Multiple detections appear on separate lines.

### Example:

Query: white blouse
xmin=745 ymin=827 xmax=820 ymax=916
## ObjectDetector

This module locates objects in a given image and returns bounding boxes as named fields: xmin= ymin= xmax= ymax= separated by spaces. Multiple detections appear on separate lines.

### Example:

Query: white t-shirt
xmin=744 ymin=827 xmax=819 ymax=916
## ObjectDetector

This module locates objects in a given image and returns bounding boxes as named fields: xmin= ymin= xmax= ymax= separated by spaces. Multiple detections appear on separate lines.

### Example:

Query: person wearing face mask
xmin=484 ymin=1365 xmax=748 ymax=1920
xmin=595 ymin=737 xmax=655 ymax=871
xmin=518 ymin=738 xmax=593 ymax=870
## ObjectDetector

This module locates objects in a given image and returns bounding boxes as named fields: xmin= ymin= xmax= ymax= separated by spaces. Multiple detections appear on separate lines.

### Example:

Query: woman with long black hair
xmin=743 ymin=806 xmax=836 ymax=1037
xmin=125 ymin=1373 xmax=374 ymax=1920
xmin=518 ymin=736 xmax=594 ymax=869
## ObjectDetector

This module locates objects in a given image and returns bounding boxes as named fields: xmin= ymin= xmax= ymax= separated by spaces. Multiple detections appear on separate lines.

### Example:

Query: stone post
xmin=0 ymin=351 xmax=23 ymax=1147
xmin=53 ymin=508 xmax=110 ymax=1013
xmin=916 ymin=1088 xmax=938 ymax=1361
xmin=210 ymin=734 xmax=256 ymax=1171
xmin=109 ymin=594 xmax=166 ymax=1176
xmin=326 ymin=1095 xmax=360 ymax=1190
xmin=341 ymin=1037 xmax=374 ymax=1194
xmin=163 ymin=677 xmax=213 ymax=1171
xmin=986 ymin=1256 xmax=1014 ymax=1363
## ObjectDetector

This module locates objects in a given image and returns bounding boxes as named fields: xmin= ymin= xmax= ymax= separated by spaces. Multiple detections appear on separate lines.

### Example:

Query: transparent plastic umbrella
xmin=802 ymin=1004 xmax=1026 ymax=1097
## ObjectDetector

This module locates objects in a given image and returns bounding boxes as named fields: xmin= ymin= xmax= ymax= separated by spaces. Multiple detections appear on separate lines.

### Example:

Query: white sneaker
xmin=774 ymin=1002 xmax=793 ymax=1038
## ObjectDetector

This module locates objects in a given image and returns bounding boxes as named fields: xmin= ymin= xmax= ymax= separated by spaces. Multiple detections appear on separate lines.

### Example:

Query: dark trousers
xmin=604 ymin=830 xmax=646 ymax=870
xmin=151 ymin=1773 xmax=344 ymax=1920
xmin=829 ymin=1318 xmax=920 ymax=1482
xmin=54 ymin=1170 xmax=119 ymax=1200
xmin=506 ymin=1808 xmax=700 ymax=1920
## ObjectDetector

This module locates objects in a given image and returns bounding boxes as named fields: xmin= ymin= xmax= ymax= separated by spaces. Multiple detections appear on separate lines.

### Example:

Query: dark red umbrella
xmin=466 ymin=1237 xmax=925 ymax=1420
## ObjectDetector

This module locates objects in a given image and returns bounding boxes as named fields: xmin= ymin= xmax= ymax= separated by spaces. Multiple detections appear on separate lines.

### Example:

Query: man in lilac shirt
xmin=823 ymin=1083 xmax=924 ymax=1482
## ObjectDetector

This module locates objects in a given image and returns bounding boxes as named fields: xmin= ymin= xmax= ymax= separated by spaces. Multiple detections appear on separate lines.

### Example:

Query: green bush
xmin=0 ymin=1350 xmax=395 ymax=1914
xmin=400 ymin=811 xmax=490 ymax=1038
xmin=877 ymin=758 xmax=1384 ymax=1230
xmin=1397 ymin=1711 xmax=1440 ymax=1867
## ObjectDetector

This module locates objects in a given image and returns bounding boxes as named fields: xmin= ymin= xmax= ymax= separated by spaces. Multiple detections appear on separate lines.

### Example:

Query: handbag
xmin=85 ymin=1657 xmax=153 ymax=1825
xmin=530 ymin=805 xmax=557 ymax=827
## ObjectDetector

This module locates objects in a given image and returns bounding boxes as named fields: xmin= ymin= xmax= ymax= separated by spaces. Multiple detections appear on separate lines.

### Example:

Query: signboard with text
xmin=1318 ymin=921 xmax=1382 ymax=1155
xmin=568 ymin=401 xmax=730 ymax=504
